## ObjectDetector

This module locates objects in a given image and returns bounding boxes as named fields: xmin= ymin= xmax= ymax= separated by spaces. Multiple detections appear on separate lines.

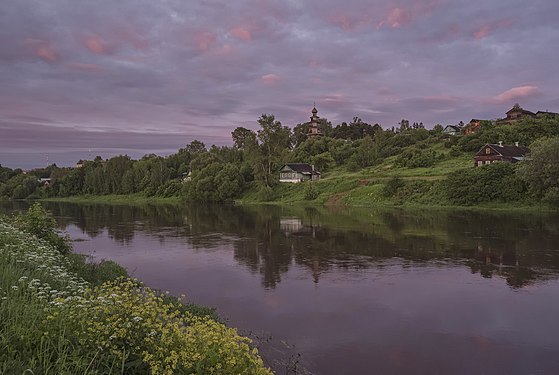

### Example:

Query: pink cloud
xmin=472 ymin=18 xmax=512 ymax=40
xmin=261 ymin=74 xmax=281 ymax=85
xmin=66 ymin=62 xmax=103 ymax=73
xmin=378 ymin=7 xmax=413 ymax=29
xmin=24 ymin=38 xmax=58 ymax=61
xmin=84 ymin=36 xmax=111 ymax=54
xmin=193 ymin=31 xmax=217 ymax=51
xmin=230 ymin=26 xmax=252 ymax=41
xmin=473 ymin=26 xmax=490 ymax=40
xmin=490 ymin=86 xmax=539 ymax=104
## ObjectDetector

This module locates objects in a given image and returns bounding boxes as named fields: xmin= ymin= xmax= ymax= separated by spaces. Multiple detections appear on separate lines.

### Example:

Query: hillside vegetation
xmin=0 ymin=204 xmax=271 ymax=374
xmin=1 ymin=114 xmax=559 ymax=209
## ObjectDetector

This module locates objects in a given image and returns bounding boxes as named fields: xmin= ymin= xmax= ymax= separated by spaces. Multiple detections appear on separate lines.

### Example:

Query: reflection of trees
xmin=2 ymin=200 xmax=559 ymax=289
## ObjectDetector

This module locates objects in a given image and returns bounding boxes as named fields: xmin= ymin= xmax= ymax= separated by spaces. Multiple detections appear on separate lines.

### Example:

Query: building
xmin=307 ymin=106 xmax=323 ymax=139
xmin=463 ymin=119 xmax=483 ymax=135
xmin=473 ymin=142 xmax=529 ymax=167
xmin=497 ymin=104 xmax=536 ymax=124
xmin=536 ymin=111 xmax=559 ymax=118
xmin=442 ymin=125 xmax=462 ymax=136
xmin=279 ymin=163 xmax=320 ymax=183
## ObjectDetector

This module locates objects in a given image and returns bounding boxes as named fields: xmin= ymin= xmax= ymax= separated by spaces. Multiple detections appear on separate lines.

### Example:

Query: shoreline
xmin=29 ymin=194 xmax=556 ymax=214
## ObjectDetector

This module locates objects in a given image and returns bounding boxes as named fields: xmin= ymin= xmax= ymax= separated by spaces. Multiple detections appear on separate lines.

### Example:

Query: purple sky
xmin=1 ymin=0 xmax=558 ymax=169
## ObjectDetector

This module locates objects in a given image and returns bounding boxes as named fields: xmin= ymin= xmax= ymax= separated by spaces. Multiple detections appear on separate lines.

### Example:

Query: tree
xmin=517 ymin=137 xmax=559 ymax=205
xmin=231 ymin=127 xmax=255 ymax=149
xmin=246 ymin=114 xmax=292 ymax=188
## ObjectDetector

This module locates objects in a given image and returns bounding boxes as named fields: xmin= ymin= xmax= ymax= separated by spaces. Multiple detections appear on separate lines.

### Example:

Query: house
xmin=497 ymin=104 xmax=536 ymax=124
xmin=536 ymin=111 xmax=559 ymax=118
xmin=463 ymin=119 xmax=483 ymax=135
xmin=279 ymin=163 xmax=320 ymax=183
xmin=75 ymin=160 xmax=85 ymax=168
xmin=181 ymin=171 xmax=192 ymax=182
xmin=38 ymin=178 xmax=52 ymax=185
xmin=473 ymin=142 xmax=529 ymax=167
xmin=442 ymin=125 xmax=462 ymax=136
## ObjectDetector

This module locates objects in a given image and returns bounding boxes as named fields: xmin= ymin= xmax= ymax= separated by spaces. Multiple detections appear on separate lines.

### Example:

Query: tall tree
xmin=246 ymin=114 xmax=292 ymax=188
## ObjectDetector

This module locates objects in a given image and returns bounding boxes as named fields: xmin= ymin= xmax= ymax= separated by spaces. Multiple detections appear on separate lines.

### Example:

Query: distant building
xmin=279 ymin=163 xmax=320 ymax=183
xmin=442 ymin=125 xmax=462 ymax=136
xmin=181 ymin=171 xmax=192 ymax=183
xmin=307 ymin=106 xmax=323 ymax=139
xmin=496 ymin=104 xmax=536 ymax=124
xmin=463 ymin=119 xmax=483 ymax=135
xmin=536 ymin=110 xmax=559 ymax=118
xmin=473 ymin=142 xmax=529 ymax=167
xmin=75 ymin=160 xmax=85 ymax=168
xmin=38 ymin=178 xmax=52 ymax=185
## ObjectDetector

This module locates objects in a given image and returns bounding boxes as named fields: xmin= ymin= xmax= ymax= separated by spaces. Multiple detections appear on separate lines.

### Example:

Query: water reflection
xmin=3 ymin=201 xmax=559 ymax=289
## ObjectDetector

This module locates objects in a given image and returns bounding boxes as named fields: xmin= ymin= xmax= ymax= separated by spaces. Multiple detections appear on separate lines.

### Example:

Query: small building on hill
xmin=307 ymin=106 xmax=323 ymax=139
xmin=279 ymin=163 xmax=320 ymax=183
xmin=442 ymin=125 xmax=462 ymax=136
xmin=536 ymin=111 xmax=559 ymax=118
xmin=463 ymin=119 xmax=483 ymax=135
xmin=497 ymin=104 xmax=536 ymax=124
xmin=474 ymin=142 xmax=529 ymax=167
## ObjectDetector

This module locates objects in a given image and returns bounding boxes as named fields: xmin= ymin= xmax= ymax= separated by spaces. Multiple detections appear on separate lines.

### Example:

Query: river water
xmin=2 ymin=201 xmax=559 ymax=374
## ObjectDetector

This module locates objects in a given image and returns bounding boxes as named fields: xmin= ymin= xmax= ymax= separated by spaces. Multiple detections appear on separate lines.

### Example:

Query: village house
xmin=279 ymin=163 xmax=320 ymax=183
xmin=463 ymin=119 xmax=483 ymax=135
xmin=496 ymin=104 xmax=536 ymax=124
xmin=473 ymin=142 xmax=529 ymax=167
xmin=442 ymin=125 xmax=462 ymax=136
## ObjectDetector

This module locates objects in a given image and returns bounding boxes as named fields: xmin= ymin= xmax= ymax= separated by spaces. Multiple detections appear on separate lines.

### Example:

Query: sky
xmin=1 ymin=0 xmax=558 ymax=169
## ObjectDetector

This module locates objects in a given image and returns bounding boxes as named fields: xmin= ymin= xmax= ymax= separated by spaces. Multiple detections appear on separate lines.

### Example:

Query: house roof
xmin=282 ymin=163 xmax=320 ymax=174
xmin=443 ymin=125 xmax=461 ymax=132
xmin=536 ymin=111 xmax=559 ymax=117
xmin=478 ymin=144 xmax=529 ymax=157
xmin=506 ymin=106 xmax=535 ymax=116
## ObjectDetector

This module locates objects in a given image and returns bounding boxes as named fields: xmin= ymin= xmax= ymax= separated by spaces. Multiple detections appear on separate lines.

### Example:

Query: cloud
xmin=66 ymin=62 xmax=103 ymax=73
xmin=230 ymin=26 xmax=252 ymax=41
xmin=84 ymin=36 xmax=111 ymax=54
xmin=490 ymin=86 xmax=540 ymax=104
xmin=24 ymin=38 xmax=58 ymax=61
xmin=261 ymin=73 xmax=281 ymax=85
xmin=379 ymin=7 xmax=414 ymax=29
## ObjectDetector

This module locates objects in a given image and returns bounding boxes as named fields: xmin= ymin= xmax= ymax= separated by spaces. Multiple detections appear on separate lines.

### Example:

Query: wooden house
xmin=279 ymin=163 xmax=320 ymax=183
xmin=442 ymin=125 xmax=461 ymax=136
xmin=463 ymin=119 xmax=483 ymax=135
xmin=497 ymin=104 xmax=536 ymax=124
xmin=473 ymin=142 xmax=529 ymax=167
xmin=536 ymin=111 xmax=559 ymax=118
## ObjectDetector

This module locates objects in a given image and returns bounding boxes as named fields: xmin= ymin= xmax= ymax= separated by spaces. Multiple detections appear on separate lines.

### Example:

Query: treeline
xmin=1 ymin=114 xmax=559 ymax=207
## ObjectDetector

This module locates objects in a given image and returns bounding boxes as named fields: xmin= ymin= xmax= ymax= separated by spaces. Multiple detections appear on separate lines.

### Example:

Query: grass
xmin=41 ymin=194 xmax=181 ymax=205
xmin=237 ymin=148 xmax=555 ymax=212
xmin=0 ymin=208 xmax=272 ymax=374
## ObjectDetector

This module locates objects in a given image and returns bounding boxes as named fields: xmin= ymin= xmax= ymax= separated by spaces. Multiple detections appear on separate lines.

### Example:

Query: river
xmin=2 ymin=201 xmax=559 ymax=374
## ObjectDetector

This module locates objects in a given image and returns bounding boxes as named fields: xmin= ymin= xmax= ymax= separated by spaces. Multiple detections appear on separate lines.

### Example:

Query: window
xmin=485 ymin=148 xmax=490 ymax=154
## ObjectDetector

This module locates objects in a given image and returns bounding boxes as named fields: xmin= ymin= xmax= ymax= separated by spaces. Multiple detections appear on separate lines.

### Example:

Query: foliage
xmin=304 ymin=182 xmax=319 ymax=200
xmin=445 ymin=163 xmax=526 ymax=205
xmin=0 ymin=216 xmax=272 ymax=374
xmin=14 ymin=203 xmax=71 ymax=254
xmin=394 ymin=147 xmax=441 ymax=168
xmin=517 ymin=137 xmax=559 ymax=206
xmin=382 ymin=177 xmax=405 ymax=197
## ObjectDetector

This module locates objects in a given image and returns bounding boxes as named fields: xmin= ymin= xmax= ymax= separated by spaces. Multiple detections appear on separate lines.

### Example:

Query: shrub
xmin=304 ymin=182 xmax=319 ymax=200
xmin=14 ymin=203 xmax=71 ymax=254
xmin=383 ymin=177 xmax=405 ymax=197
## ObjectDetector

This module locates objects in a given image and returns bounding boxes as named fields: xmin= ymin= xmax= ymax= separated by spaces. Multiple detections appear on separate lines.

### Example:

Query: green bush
xmin=304 ymin=182 xmax=319 ymax=200
xmin=383 ymin=177 xmax=405 ymax=197
xmin=14 ymin=203 xmax=71 ymax=254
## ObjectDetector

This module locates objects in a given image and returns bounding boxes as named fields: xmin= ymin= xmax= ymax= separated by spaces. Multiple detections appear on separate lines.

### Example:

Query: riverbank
xmin=41 ymin=194 xmax=180 ymax=205
xmin=0 ymin=205 xmax=271 ymax=374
